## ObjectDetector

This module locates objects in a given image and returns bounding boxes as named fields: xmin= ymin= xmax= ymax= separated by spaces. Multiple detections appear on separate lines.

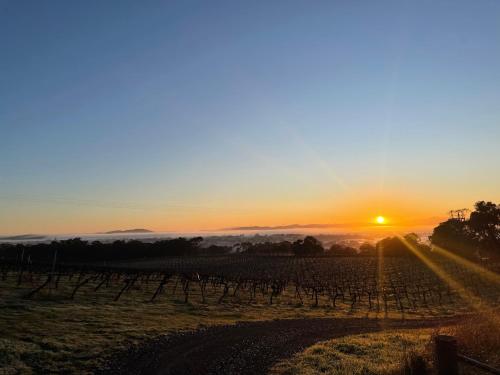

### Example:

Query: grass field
xmin=0 ymin=277 xmax=333 ymax=374
xmin=0 ymin=267 xmax=491 ymax=374
xmin=271 ymin=312 xmax=500 ymax=375
xmin=270 ymin=329 xmax=434 ymax=375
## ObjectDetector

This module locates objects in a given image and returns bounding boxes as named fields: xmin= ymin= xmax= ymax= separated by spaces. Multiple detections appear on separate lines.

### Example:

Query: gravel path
xmin=101 ymin=316 xmax=459 ymax=375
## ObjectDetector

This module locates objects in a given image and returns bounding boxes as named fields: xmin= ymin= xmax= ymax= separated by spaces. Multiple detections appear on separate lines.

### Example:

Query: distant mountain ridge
xmin=103 ymin=229 xmax=153 ymax=234
xmin=0 ymin=234 xmax=47 ymax=240
xmin=224 ymin=224 xmax=348 ymax=231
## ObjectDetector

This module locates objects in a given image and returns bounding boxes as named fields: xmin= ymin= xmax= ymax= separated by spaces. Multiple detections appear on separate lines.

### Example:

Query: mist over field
xmin=0 ymin=230 xmax=431 ymax=249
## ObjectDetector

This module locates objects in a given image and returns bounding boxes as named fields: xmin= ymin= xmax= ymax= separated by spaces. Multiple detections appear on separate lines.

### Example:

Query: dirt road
xmin=101 ymin=317 xmax=459 ymax=375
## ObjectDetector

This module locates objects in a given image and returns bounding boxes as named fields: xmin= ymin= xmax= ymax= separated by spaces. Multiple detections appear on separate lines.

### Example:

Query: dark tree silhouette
xmin=328 ymin=243 xmax=357 ymax=257
xmin=468 ymin=201 xmax=500 ymax=251
xmin=292 ymin=236 xmax=324 ymax=256
xmin=359 ymin=242 xmax=376 ymax=257
xmin=0 ymin=237 xmax=210 ymax=263
xmin=376 ymin=236 xmax=409 ymax=257
xmin=242 ymin=241 xmax=292 ymax=255
xmin=430 ymin=201 xmax=499 ymax=259
xmin=430 ymin=218 xmax=475 ymax=257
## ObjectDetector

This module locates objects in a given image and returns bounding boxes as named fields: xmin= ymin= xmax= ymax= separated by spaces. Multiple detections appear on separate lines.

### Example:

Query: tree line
xmin=0 ymin=200 xmax=497 ymax=263
xmin=0 ymin=233 xmax=426 ymax=262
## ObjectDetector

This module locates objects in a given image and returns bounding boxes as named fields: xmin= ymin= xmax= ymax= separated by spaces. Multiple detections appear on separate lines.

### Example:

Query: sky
xmin=1 ymin=0 xmax=500 ymax=235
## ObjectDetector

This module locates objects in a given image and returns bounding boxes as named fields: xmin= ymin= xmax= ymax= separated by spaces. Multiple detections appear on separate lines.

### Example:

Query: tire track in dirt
xmin=101 ymin=316 xmax=460 ymax=375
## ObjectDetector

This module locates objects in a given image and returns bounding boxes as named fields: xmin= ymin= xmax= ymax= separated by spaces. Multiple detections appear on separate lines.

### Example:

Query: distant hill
xmin=103 ymin=229 xmax=153 ymax=234
xmin=0 ymin=234 xmax=47 ymax=241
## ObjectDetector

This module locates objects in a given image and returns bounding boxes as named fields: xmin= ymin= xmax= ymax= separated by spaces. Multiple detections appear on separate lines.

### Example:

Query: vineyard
xmin=3 ymin=255 xmax=499 ymax=313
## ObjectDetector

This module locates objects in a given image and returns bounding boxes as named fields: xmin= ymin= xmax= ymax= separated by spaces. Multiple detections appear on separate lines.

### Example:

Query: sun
xmin=376 ymin=216 xmax=385 ymax=224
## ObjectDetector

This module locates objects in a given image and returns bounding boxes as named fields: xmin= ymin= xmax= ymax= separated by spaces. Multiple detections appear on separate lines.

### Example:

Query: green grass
xmin=0 ymin=273 xmax=370 ymax=374
xmin=271 ymin=311 xmax=500 ymax=375
xmin=0 ymin=271 xmax=467 ymax=374
xmin=270 ymin=329 xmax=433 ymax=375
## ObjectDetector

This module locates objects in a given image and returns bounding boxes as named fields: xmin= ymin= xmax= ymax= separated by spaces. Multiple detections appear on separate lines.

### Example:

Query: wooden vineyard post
xmin=435 ymin=335 xmax=458 ymax=375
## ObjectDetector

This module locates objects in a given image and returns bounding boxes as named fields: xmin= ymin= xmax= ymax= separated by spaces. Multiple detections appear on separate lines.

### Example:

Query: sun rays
xmin=430 ymin=244 xmax=500 ymax=286
xmin=396 ymin=235 xmax=497 ymax=314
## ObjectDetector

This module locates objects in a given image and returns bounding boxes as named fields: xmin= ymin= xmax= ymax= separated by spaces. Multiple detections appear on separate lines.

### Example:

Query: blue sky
xmin=1 ymin=1 xmax=500 ymax=234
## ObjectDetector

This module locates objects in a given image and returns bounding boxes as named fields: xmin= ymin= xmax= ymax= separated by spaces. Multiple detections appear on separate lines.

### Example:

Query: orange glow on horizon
xmin=0 ymin=189 xmax=450 ymax=235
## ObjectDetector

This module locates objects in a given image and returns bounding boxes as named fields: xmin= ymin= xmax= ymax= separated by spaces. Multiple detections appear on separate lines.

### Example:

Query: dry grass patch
xmin=432 ymin=309 xmax=500 ymax=369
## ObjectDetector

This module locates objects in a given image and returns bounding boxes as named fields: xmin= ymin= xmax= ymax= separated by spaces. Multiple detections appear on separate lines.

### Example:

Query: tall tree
xmin=430 ymin=201 xmax=499 ymax=259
